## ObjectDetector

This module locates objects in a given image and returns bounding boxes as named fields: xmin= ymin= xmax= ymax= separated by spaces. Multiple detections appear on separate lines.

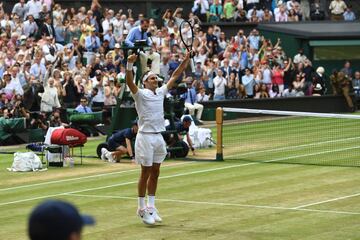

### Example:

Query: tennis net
xmin=216 ymin=108 xmax=360 ymax=167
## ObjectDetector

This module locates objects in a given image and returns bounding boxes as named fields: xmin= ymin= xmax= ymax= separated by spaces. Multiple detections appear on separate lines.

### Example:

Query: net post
xmin=216 ymin=107 xmax=223 ymax=161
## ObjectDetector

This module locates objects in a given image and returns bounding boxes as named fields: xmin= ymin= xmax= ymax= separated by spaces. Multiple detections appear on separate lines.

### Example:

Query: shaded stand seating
xmin=0 ymin=117 xmax=27 ymax=145
xmin=67 ymin=109 xmax=104 ymax=136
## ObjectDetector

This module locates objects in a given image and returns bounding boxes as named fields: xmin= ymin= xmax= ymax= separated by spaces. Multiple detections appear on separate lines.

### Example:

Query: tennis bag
xmin=51 ymin=128 xmax=87 ymax=147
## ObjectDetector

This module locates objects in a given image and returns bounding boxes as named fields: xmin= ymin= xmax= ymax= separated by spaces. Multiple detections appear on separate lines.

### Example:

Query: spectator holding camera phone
xmin=62 ymin=71 xmax=81 ymax=108
xmin=23 ymin=75 xmax=44 ymax=112
xmin=49 ymin=109 xmax=68 ymax=127
xmin=9 ymin=94 xmax=30 ymax=119
xmin=29 ymin=111 xmax=48 ymax=130
xmin=0 ymin=93 xmax=10 ymax=111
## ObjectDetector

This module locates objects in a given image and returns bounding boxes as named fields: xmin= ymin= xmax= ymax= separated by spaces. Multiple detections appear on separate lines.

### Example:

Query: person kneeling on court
xmin=101 ymin=120 xmax=138 ymax=163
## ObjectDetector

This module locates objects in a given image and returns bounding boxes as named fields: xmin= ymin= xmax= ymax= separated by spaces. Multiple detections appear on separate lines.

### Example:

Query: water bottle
xmin=69 ymin=157 xmax=74 ymax=168
xmin=63 ymin=157 xmax=68 ymax=167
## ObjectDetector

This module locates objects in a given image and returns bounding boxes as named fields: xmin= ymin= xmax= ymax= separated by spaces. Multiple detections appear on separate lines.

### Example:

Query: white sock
xmin=138 ymin=197 xmax=146 ymax=210
xmin=147 ymin=195 xmax=155 ymax=209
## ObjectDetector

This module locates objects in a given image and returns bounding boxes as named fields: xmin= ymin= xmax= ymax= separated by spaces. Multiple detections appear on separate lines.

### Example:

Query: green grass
xmin=0 ymin=121 xmax=359 ymax=240
xmin=221 ymin=116 xmax=360 ymax=167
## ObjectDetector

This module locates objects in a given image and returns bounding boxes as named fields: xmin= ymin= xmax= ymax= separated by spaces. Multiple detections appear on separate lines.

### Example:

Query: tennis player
xmin=126 ymin=51 xmax=190 ymax=225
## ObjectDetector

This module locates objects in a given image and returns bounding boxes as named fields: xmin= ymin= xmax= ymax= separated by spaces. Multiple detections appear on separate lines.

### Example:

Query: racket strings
xmin=180 ymin=21 xmax=194 ymax=51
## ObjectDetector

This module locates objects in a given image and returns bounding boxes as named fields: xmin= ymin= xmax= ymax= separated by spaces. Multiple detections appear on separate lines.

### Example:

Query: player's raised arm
xmin=126 ymin=53 xmax=138 ymax=94
xmin=166 ymin=51 xmax=191 ymax=90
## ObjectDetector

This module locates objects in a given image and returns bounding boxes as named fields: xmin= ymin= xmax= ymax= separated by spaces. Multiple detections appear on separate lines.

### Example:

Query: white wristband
xmin=126 ymin=62 xmax=133 ymax=71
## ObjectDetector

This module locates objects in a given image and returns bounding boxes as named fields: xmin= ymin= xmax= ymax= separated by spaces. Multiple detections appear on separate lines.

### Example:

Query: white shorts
xmin=135 ymin=132 xmax=167 ymax=167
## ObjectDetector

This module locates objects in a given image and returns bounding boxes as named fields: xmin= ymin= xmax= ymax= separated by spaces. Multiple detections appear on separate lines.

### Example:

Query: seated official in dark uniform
xmin=164 ymin=116 xmax=195 ymax=155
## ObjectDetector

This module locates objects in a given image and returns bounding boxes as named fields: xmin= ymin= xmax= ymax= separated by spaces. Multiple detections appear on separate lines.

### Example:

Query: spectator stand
xmin=1 ymin=0 xmax=359 ymax=151
xmin=258 ymin=21 xmax=360 ymax=93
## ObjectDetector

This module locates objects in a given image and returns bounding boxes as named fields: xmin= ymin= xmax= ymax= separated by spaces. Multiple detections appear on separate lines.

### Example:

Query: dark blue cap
xmin=28 ymin=200 xmax=95 ymax=240
xmin=183 ymin=116 xmax=192 ymax=122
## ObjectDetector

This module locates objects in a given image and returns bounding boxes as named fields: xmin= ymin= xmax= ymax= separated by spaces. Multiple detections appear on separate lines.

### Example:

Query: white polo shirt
xmin=132 ymin=85 xmax=168 ymax=133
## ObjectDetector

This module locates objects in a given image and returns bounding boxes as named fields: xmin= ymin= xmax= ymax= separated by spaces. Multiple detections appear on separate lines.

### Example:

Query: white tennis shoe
xmin=137 ymin=208 xmax=155 ymax=225
xmin=100 ymin=148 xmax=107 ymax=161
xmin=106 ymin=152 xmax=116 ymax=163
xmin=148 ymin=207 xmax=162 ymax=222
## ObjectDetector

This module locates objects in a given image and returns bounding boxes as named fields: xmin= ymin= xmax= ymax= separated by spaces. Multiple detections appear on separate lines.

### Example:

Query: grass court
xmin=0 ymin=119 xmax=359 ymax=240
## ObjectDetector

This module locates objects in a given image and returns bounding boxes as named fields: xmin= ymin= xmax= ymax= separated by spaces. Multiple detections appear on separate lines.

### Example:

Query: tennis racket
xmin=179 ymin=20 xmax=195 ymax=73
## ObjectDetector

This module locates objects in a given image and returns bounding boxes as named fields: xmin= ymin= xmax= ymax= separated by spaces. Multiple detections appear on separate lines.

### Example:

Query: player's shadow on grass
xmin=150 ymin=224 xmax=225 ymax=235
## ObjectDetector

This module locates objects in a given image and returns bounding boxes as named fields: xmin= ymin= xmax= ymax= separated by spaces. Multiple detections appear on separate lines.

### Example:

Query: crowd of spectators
xmin=191 ymin=0 xmax=357 ymax=22
xmin=0 ymin=0 xmax=358 ymax=133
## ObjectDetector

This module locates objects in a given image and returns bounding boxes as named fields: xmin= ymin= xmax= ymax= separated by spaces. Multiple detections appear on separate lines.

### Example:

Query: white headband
xmin=142 ymin=71 xmax=162 ymax=82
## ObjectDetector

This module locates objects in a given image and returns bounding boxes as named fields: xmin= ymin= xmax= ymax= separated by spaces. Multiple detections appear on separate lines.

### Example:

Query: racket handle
xmin=190 ymin=58 xmax=195 ymax=73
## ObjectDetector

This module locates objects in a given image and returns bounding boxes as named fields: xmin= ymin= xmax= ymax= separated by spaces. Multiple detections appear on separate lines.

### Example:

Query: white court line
xmin=229 ymin=145 xmax=360 ymax=162
xmin=294 ymin=192 xmax=360 ymax=209
xmin=0 ymin=162 xmax=257 ymax=207
xmin=0 ymin=161 xmax=193 ymax=192
xmin=66 ymin=193 xmax=360 ymax=216
xmin=0 ymin=147 xmax=358 ymax=207
xmin=232 ymin=136 xmax=360 ymax=157
xmin=2 ymin=137 xmax=358 ymax=192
